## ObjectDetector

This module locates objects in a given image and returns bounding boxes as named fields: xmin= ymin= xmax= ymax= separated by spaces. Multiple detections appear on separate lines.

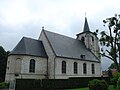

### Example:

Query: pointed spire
xmin=83 ymin=16 xmax=90 ymax=32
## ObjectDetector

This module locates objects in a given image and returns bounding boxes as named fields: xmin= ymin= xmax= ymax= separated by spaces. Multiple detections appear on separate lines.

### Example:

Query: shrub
xmin=111 ymin=72 xmax=120 ymax=87
xmin=117 ymin=77 xmax=120 ymax=90
xmin=88 ymin=79 xmax=108 ymax=90
xmin=0 ymin=82 xmax=9 ymax=89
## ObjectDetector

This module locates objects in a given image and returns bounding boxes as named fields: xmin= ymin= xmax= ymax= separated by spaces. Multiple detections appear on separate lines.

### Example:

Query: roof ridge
xmin=43 ymin=30 xmax=76 ymax=40
xmin=23 ymin=37 xmax=38 ymax=41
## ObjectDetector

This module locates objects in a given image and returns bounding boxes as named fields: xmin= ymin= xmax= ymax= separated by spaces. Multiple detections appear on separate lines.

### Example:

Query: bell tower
xmin=76 ymin=17 xmax=100 ymax=59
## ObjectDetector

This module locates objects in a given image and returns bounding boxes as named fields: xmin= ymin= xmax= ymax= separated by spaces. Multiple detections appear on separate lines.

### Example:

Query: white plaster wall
xmin=77 ymin=33 xmax=90 ymax=49
xmin=21 ymin=56 xmax=47 ymax=74
xmin=55 ymin=57 xmax=101 ymax=79
xmin=39 ymin=30 xmax=56 ymax=79
xmin=5 ymin=55 xmax=47 ymax=82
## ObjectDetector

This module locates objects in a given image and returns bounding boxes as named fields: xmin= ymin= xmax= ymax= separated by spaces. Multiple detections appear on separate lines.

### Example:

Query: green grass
xmin=66 ymin=87 xmax=88 ymax=90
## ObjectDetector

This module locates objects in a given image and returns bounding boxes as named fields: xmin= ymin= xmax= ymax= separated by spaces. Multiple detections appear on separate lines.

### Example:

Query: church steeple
xmin=83 ymin=17 xmax=90 ymax=32
xmin=76 ymin=16 xmax=100 ymax=59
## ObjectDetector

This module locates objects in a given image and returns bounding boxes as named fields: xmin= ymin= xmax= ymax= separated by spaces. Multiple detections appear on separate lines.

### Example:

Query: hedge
xmin=15 ymin=77 xmax=110 ymax=90
xmin=88 ymin=79 xmax=108 ymax=90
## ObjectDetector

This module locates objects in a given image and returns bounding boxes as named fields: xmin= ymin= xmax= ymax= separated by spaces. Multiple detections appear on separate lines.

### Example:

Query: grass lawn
xmin=66 ymin=87 xmax=88 ymax=90
xmin=67 ymin=85 xmax=116 ymax=90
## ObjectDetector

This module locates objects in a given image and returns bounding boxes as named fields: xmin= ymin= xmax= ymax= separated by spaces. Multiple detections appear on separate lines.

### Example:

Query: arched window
xmin=92 ymin=36 xmax=94 ymax=42
xmin=74 ymin=62 xmax=78 ymax=74
xmin=29 ymin=59 xmax=35 ymax=73
xmin=83 ymin=63 xmax=87 ymax=74
xmin=62 ymin=61 xmax=66 ymax=74
xmin=92 ymin=64 xmax=95 ymax=74
xmin=15 ymin=58 xmax=22 ymax=73
xmin=81 ymin=36 xmax=85 ymax=43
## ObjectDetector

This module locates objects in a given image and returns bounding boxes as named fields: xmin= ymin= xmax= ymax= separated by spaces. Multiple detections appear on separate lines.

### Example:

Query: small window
xmin=74 ymin=62 xmax=78 ymax=74
xmin=81 ymin=55 xmax=85 ymax=59
xmin=81 ymin=37 xmax=85 ymax=43
xmin=29 ymin=59 xmax=35 ymax=73
xmin=83 ymin=63 xmax=87 ymax=74
xmin=92 ymin=36 xmax=94 ymax=42
xmin=92 ymin=64 xmax=95 ymax=74
xmin=62 ymin=61 xmax=66 ymax=74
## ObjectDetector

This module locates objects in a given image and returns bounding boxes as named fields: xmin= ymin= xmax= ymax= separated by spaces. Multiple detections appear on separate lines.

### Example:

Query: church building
xmin=5 ymin=17 xmax=101 ymax=82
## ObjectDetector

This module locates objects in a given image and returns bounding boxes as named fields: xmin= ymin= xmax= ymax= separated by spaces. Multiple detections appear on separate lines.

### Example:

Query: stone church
xmin=5 ymin=17 xmax=101 ymax=82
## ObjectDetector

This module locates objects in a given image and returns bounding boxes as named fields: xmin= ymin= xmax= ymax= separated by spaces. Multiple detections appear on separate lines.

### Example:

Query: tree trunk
xmin=117 ymin=46 xmax=120 ymax=72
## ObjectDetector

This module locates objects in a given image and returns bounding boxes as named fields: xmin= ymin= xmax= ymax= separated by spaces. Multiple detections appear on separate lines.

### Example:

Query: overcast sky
xmin=1 ymin=0 xmax=120 ymax=70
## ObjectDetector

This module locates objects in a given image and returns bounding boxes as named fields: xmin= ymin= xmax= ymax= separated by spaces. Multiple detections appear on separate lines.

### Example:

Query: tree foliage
xmin=89 ymin=79 xmax=108 ymax=90
xmin=111 ymin=72 xmax=120 ymax=87
xmin=108 ymin=63 xmax=117 ymax=69
xmin=0 ymin=46 xmax=9 ymax=82
xmin=99 ymin=14 xmax=120 ymax=71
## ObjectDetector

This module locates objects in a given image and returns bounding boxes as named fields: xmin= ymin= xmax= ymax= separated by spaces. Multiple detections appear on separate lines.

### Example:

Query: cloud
xmin=1 ymin=0 xmax=120 ymax=70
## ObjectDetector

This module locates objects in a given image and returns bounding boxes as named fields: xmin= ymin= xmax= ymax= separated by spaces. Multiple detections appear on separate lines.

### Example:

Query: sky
xmin=0 ymin=0 xmax=120 ymax=70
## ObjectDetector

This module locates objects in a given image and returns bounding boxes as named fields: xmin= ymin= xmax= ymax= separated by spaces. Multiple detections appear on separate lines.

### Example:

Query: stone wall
xmin=5 ymin=55 xmax=47 ymax=82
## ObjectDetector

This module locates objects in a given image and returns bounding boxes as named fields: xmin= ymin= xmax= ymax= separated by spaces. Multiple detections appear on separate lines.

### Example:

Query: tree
xmin=108 ymin=69 xmax=113 ymax=77
xmin=0 ymin=46 xmax=9 ymax=82
xmin=108 ymin=63 xmax=117 ymax=69
xmin=99 ymin=14 xmax=120 ymax=72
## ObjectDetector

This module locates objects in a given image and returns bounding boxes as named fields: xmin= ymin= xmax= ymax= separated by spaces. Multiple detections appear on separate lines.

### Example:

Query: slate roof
xmin=83 ymin=17 xmax=90 ymax=32
xmin=10 ymin=37 xmax=47 ymax=57
xmin=76 ymin=17 xmax=91 ymax=36
xmin=44 ymin=30 xmax=99 ymax=62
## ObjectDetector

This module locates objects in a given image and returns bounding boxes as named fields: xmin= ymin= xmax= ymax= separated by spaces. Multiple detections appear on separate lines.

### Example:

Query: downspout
xmin=54 ymin=57 xmax=56 ymax=79
xmin=46 ymin=57 xmax=49 ymax=79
